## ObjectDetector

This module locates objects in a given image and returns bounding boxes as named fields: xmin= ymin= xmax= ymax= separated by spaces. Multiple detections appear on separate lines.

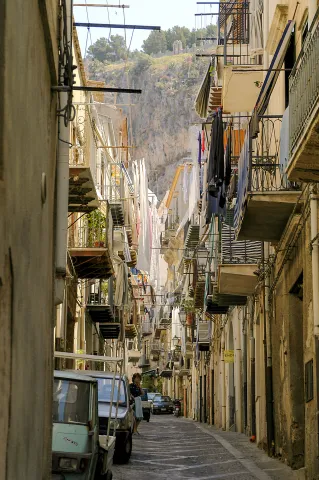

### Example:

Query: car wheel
xmin=121 ymin=433 xmax=132 ymax=464
xmin=106 ymin=471 xmax=113 ymax=480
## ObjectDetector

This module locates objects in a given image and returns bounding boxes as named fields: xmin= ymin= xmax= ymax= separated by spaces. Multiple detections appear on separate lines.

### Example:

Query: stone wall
xmin=0 ymin=1 xmax=59 ymax=478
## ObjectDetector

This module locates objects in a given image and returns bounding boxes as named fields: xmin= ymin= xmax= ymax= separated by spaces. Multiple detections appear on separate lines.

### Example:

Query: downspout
xmin=54 ymin=0 xmax=73 ymax=306
xmin=250 ymin=299 xmax=256 ymax=438
xmin=264 ymin=241 xmax=275 ymax=455
xmin=310 ymin=186 xmax=319 ymax=336
xmin=310 ymin=186 xmax=319 ymax=457
xmin=243 ymin=309 xmax=248 ymax=434
xmin=235 ymin=309 xmax=242 ymax=432
xmin=221 ymin=332 xmax=226 ymax=430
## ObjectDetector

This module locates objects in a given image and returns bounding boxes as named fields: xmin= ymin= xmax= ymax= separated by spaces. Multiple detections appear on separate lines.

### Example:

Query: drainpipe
xmin=221 ymin=332 xmax=226 ymax=430
xmin=235 ymin=309 xmax=242 ymax=432
xmin=310 ymin=186 xmax=319 ymax=457
xmin=250 ymin=304 xmax=256 ymax=438
xmin=243 ymin=314 xmax=248 ymax=434
xmin=264 ymin=242 xmax=275 ymax=455
xmin=311 ymin=187 xmax=319 ymax=337
xmin=54 ymin=0 xmax=73 ymax=306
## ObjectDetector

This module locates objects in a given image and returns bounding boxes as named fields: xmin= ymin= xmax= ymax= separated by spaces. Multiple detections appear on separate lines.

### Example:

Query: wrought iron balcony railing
xmin=68 ymin=210 xmax=108 ymax=249
xmin=289 ymin=11 xmax=319 ymax=155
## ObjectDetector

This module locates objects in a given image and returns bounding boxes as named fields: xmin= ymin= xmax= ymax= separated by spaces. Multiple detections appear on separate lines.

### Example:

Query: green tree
xmin=87 ymin=35 xmax=127 ymax=63
xmin=142 ymin=31 xmax=167 ymax=55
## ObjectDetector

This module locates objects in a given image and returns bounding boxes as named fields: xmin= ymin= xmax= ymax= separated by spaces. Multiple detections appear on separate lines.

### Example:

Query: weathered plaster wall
xmin=271 ymin=210 xmax=317 ymax=475
xmin=0 ymin=1 xmax=58 ymax=478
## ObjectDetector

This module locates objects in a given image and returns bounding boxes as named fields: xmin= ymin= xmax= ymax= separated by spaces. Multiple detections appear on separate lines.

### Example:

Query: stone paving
xmin=112 ymin=415 xmax=297 ymax=480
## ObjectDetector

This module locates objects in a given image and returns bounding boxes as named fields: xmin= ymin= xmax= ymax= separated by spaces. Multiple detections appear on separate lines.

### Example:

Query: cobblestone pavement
xmin=112 ymin=415 xmax=297 ymax=480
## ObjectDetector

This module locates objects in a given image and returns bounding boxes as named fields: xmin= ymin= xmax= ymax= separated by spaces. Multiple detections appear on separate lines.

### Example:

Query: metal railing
xmin=68 ymin=210 xmax=108 ymax=249
xmin=218 ymin=1 xmax=263 ymax=66
xmin=250 ymin=117 xmax=299 ymax=192
xmin=234 ymin=117 xmax=300 ymax=234
xmin=141 ymin=322 xmax=153 ymax=336
xmin=290 ymin=11 xmax=319 ymax=155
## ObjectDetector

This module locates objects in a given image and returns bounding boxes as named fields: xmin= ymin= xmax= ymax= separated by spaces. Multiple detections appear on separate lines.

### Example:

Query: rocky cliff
xmin=89 ymin=53 xmax=208 ymax=199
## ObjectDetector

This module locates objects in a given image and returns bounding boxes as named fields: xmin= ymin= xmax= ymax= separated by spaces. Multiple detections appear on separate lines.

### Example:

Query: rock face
xmin=89 ymin=54 xmax=208 ymax=199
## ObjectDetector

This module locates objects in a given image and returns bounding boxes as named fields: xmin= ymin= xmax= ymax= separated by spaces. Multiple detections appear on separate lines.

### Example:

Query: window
xmin=97 ymin=378 xmax=126 ymax=405
xmin=305 ymin=360 xmax=314 ymax=402
xmin=53 ymin=379 xmax=90 ymax=424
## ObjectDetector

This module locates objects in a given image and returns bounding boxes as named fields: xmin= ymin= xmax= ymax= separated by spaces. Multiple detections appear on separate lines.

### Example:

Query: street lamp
xmin=172 ymin=335 xmax=179 ymax=348
xmin=179 ymin=308 xmax=186 ymax=326
xmin=197 ymin=248 xmax=208 ymax=271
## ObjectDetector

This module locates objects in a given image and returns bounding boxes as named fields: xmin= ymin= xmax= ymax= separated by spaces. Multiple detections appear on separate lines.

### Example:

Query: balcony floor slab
xmin=237 ymin=191 xmax=302 ymax=242
xmin=218 ymin=264 xmax=259 ymax=296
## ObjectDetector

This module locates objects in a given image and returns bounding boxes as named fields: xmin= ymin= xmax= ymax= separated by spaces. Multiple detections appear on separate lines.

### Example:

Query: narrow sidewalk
xmin=192 ymin=420 xmax=305 ymax=480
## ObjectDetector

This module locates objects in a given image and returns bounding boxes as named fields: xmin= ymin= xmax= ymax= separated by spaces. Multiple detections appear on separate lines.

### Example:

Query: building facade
xmin=149 ymin=1 xmax=319 ymax=478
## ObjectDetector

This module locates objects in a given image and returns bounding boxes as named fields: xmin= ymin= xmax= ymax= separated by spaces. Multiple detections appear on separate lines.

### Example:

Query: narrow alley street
xmin=113 ymin=416 xmax=295 ymax=480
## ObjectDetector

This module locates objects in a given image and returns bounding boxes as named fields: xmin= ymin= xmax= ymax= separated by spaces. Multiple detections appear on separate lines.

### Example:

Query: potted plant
xmin=183 ymin=298 xmax=195 ymax=326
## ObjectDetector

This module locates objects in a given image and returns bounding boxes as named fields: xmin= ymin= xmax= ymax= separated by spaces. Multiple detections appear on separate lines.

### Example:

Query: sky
xmin=74 ymin=0 xmax=218 ymax=56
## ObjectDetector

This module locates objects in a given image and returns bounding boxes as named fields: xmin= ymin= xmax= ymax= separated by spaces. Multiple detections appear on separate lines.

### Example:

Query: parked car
xmin=147 ymin=392 xmax=160 ymax=403
xmin=152 ymin=395 xmax=174 ymax=414
xmin=141 ymin=389 xmax=152 ymax=422
xmin=82 ymin=371 xmax=134 ymax=464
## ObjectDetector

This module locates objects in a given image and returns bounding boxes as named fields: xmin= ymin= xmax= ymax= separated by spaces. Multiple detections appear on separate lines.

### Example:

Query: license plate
xmin=161 ymin=408 xmax=166 ymax=411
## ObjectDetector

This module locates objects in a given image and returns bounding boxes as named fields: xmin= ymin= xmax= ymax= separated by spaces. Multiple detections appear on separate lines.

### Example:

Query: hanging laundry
xmin=201 ymin=129 xmax=205 ymax=154
xmin=224 ymin=128 xmax=232 ymax=187
xmin=183 ymin=163 xmax=189 ymax=204
xmin=207 ymin=109 xmax=224 ymax=198
xmin=198 ymin=131 xmax=202 ymax=165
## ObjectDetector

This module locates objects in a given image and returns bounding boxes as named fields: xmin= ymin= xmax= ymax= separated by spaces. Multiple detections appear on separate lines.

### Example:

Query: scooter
xmin=173 ymin=399 xmax=181 ymax=417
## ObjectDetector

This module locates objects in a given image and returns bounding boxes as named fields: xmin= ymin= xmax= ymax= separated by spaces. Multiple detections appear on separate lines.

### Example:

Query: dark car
xmin=152 ymin=395 xmax=174 ymax=414
xmin=81 ymin=371 xmax=134 ymax=464
xmin=141 ymin=388 xmax=151 ymax=422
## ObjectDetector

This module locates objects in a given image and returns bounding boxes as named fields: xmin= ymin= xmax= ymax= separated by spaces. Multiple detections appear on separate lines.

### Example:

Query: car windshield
xmin=97 ymin=378 xmax=127 ymax=406
xmin=53 ymin=379 xmax=90 ymax=425
xmin=161 ymin=396 xmax=171 ymax=402
xmin=153 ymin=395 xmax=165 ymax=402
xmin=141 ymin=389 xmax=148 ymax=401
xmin=147 ymin=393 xmax=158 ymax=401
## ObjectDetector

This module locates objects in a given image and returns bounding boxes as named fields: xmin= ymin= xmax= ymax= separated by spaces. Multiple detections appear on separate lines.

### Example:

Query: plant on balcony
xmin=87 ymin=210 xmax=106 ymax=247
xmin=182 ymin=298 xmax=195 ymax=326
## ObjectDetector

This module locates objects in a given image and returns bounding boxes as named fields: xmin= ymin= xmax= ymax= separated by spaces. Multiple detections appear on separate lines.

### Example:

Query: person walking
xmin=130 ymin=373 xmax=144 ymax=434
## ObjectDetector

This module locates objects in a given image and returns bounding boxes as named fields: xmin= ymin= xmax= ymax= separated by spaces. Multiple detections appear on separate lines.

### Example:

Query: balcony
xmin=138 ymin=355 xmax=150 ymax=368
xmin=150 ymin=341 xmax=161 ymax=354
xmin=68 ymin=208 xmax=114 ymax=278
xmin=287 ymin=16 xmax=319 ymax=181
xmin=141 ymin=322 xmax=152 ymax=336
xmin=125 ymin=324 xmax=138 ymax=339
xmin=69 ymin=105 xmax=99 ymax=213
xmin=154 ymin=325 xmax=166 ymax=339
xmin=159 ymin=317 xmax=171 ymax=328
xmin=86 ymin=294 xmax=120 ymax=340
xmin=127 ymin=350 xmax=141 ymax=363
xmin=198 ymin=322 xmax=211 ymax=352
xmin=235 ymin=118 xmax=301 ymax=242
xmin=218 ymin=217 xmax=262 ymax=296
xmin=184 ymin=223 xmax=200 ymax=250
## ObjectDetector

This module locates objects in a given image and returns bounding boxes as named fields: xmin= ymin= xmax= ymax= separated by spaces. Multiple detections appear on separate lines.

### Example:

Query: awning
xmin=255 ymin=20 xmax=295 ymax=118
xmin=142 ymin=369 xmax=157 ymax=377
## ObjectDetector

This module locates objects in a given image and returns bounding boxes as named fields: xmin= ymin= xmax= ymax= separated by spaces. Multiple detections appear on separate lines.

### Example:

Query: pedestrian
xmin=129 ymin=373 xmax=144 ymax=434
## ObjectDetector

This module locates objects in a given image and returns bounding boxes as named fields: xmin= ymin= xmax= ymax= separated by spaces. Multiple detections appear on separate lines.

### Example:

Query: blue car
xmin=152 ymin=395 xmax=174 ymax=414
